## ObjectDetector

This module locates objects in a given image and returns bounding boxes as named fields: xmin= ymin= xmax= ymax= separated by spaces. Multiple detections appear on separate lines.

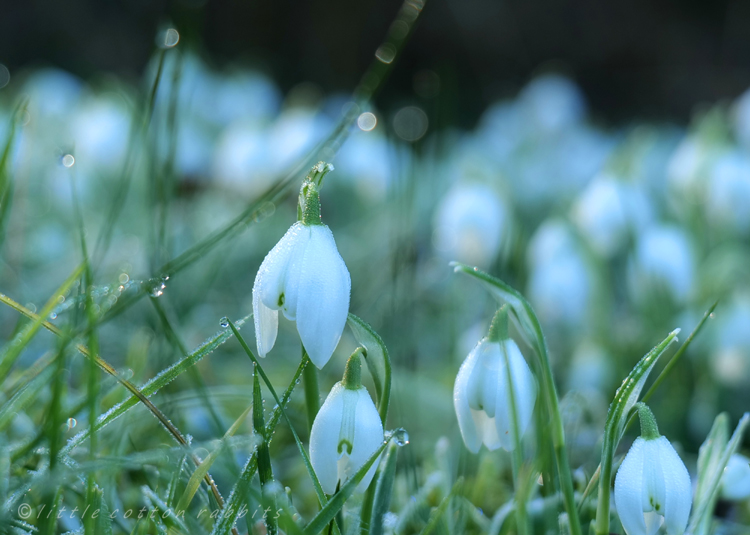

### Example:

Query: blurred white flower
xmin=573 ymin=174 xmax=654 ymax=257
xmin=173 ymin=118 xmax=215 ymax=179
xmin=666 ymin=133 xmax=723 ymax=204
xmin=476 ymin=101 xmax=524 ymax=163
xmin=252 ymin=185 xmax=350 ymax=368
xmin=71 ymin=94 xmax=131 ymax=174
xmin=721 ymin=453 xmax=750 ymax=501
xmin=566 ymin=341 xmax=613 ymax=395
xmin=519 ymin=74 xmax=586 ymax=135
xmin=527 ymin=220 xmax=591 ymax=327
xmin=212 ymin=120 xmax=272 ymax=194
xmin=335 ymin=128 xmax=392 ymax=200
xmin=453 ymin=308 xmax=537 ymax=453
xmin=706 ymin=151 xmax=750 ymax=233
xmin=615 ymin=435 xmax=692 ymax=535
xmin=268 ymin=107 xmax=330 ymax=172
xmin=574 ymin=175 xmax=629 ymax=257
xmin=710 ymin=296 xmax=750 ymax=387
xmin=310 ymin=351 xmax=383 ymax=494
xmin=629 ymin=225 xmax=695 ymax=304
xmin=433 ymin=183 xmax=507 ymax=268
xmin=23 ymin=68 xmax=84 ymax=120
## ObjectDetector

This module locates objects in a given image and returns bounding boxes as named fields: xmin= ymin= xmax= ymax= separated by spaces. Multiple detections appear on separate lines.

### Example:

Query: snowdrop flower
xmin=310 ymin=349 xmax=384 ymax=494
xmin=710 ymin=295 xmax=750 ymax=387
xmin=615 ymin=404 xmax=691 ymax=535
xmin=519 ymin=74 xmax=586 ymax=135
xmin=454 ymin=307 xmax=537 ymax=453
xmin=573 ymin=174 xmax=655 ymax=258
xmin=721 ymin=453 xmax=750 ymax=501
xmin=527 ymin=220 xmax=591 ymax=328
xmin=706 ymin=151 xmax=750 ymax=233
xmin=252 ymin=182 xmax=351 ymax=368
xmin=433 ymin=183 xmax=508 ymax=268
xmin=629 ymin=225 xmax=695 ymax=304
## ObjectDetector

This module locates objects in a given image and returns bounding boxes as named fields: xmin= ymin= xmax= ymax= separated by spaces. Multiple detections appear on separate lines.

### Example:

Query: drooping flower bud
xmin=614 ymin=404 xmax=692 ymax=535
xmin=453 ymin=306 xmax=537 ymax=453
xmin=252 ymin=182 xmax=351 ymax=368
xmin=309 ymin=349 xmax=384 ymax=494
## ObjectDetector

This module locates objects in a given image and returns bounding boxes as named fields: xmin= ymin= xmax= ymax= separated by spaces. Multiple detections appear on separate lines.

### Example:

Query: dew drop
xmin=61 ymin=154 xmax=75 ymax=168
xmin=158 ymin=28 xmax=180 ymax=48
xmin=220 ymin=317 xmax=229 ymax=328
xmin=66 ymin=418 xmax=77 ymax=430
xmin=386 ymin=427 xmax=410 ymax=446
xmin=375 ymin=44 xmax=396 ymax=64
xmin=49 ymin=312 xmax=57 ymax=320
xmin=357 ymin=112 xmax=377 ymax=132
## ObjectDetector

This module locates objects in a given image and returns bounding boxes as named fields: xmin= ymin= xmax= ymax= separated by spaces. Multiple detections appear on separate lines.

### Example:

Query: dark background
xmin=3 ymin=0 xmax=750 ymax=127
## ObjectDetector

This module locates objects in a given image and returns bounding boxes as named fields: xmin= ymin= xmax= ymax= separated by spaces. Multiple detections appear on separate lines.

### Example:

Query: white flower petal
xmin=615 ymin=437 xmax=649 ymax=535
xmin=253 ymin=295 xmax=278 ymax=358
xmin=295 ymin=225 xmax=351 ymax=368
xmin=310 ymin=382 xmax=346 ymax=494
xmin=471 ymin=409 xmax=502 ymax=451
xmin=454 ymin=345 xmax=483 ymax=453
xmin=494 ymin=340 xmax=537 ymax=451
xmin=310 ymin=383 xmax=383 ymax=495
xmin=279 ymin=225 xmax=312 ymax=321
xmin=657 ymin=437 xmax=691 ymax=535
xmin=255 ymin=222 xmax=308 ymax=311
xmin=349 ymin=388 xmax=385 ymax=492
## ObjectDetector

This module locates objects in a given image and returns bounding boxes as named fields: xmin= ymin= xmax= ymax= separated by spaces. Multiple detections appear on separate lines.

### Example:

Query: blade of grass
xmin=418 ymin=477 xmax=464 ymax=535
xmin=175 ymin=406 xmax=252 ymax=515
xmin=0 ymin=99 xmax=26 ymax=248
xmin=253 ymin=365 xmax=278 ymax=535
xmin=368 ymin=442 xmax=399 ymax=535
xmin=227 ymin=320 xmax=335 ymax=513
xmin=347 ymin=313 xmax=391 ymax=425
xmin=687 ymin=413 xmax=750 ymax=534
xmin=0 ymin=263 xmax=85 ymax=380
xmin=0 ymin=294 xmax=236 ymax=532
xmin=210 ymin=356 xmax=308 ymax=535
xmin=303 ymin=439 xmax=393 ymax=535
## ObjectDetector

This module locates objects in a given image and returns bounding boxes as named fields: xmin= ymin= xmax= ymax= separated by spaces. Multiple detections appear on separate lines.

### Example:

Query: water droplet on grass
xmin=66 ymin=418 xmax=77 ymax=430
xmin=220 ymin=317 xmax=229 ymax=328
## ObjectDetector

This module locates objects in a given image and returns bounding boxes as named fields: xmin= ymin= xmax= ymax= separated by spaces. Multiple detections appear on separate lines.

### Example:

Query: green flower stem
xmin=531 ymin=324 xmax=582 ymax=535
xmin=302 ymin=346 xmax=321 ymax=432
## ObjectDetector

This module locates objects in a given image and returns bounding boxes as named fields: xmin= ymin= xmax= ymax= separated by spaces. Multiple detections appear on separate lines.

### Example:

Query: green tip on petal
xmin=636 ymin=402 xmax=660 ymax=440
xmin=487 ymin=305 xmax=509 ymax=342
xmin=302 ymin=185 xmax=323 ymax=226
xmin=342 ymin=347 xmax=365 ymax=390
